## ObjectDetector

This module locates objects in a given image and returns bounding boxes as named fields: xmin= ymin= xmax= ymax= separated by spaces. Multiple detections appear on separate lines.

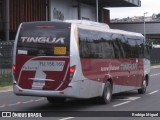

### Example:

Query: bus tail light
xmin=12 ymin=65 xmax=16 ymax=76
xmin=12 ymin=65 xmax=16 ymax=71
xmin=36 ymin=26 xmax=55 ymax=28
xmin=70 ymin=66 xmax=76 ymax=80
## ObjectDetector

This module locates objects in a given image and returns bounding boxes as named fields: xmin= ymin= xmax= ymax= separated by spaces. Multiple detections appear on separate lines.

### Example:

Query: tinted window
xmin=136 ymin=38 xmax=144 ymax=58
xmin=79 ymin=28 xmax=145 ymax=59
xmin=144 ymin=43 xmax=150 ymax=59
xmin=79 ymin=28 xmax=114 ymax=59
xmin=17 ymin=22 xmax=71 ymax=56
xmin=111 ymin=34 xmax=126 ymax=58
xmin=121 ymin=36 xmax=145 ymax=58
xmin=127 ymin=38 xmax=138 ymax=58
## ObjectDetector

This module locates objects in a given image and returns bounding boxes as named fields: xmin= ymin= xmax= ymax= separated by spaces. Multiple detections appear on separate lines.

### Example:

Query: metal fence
xmin=0 ymin=41 xmax=14 ymax=83
xmin=0 ymin=41 xmax=13 ymax=68
xmin=150 ymin=48 xmax=160 ymax=64
xmin=0 ymin=69 xmax=12 ymax=83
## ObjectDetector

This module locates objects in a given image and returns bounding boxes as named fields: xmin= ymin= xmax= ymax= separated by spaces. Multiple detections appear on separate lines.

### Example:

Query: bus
xmin=12 ymin=20 xmax=150 ymax=104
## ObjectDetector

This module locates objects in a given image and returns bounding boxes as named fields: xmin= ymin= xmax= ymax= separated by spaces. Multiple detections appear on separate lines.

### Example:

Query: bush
xmin=0 ymin=72 xmax=12 ymax=87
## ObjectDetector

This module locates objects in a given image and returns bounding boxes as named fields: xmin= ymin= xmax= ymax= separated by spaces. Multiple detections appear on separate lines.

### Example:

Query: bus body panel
xmin=80 ymin=58 xmax=144 ymax=93
xmin=15 ymin=55 xmax=70 ymax=91
xmin=13 ymin=79 xmax=104 ymax=98
xmin=13 ymin=21 xmax=150 ymax=100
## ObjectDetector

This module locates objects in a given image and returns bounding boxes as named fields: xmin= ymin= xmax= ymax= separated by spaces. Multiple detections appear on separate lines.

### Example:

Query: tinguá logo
xmin=21 ymin=37 xmax=65 ymax=44
xmin=120 ymin=63 xmax=137 ymax=71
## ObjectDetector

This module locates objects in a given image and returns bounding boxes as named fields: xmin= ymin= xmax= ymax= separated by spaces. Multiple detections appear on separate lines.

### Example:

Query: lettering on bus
xmin=22 ymin=60 xmax=65 ymax=71
xmin=39 ymin=61 xmax=65 ymax=67
xmin=120 ymin=63 xmax=137 ymax=71
xmin=101 ymin=65 xmax=120 ymax=72
xmin=101 ymin=63 xmax=137 ymax=72
xmin=20 ymin=37 xmax=65 ymax=44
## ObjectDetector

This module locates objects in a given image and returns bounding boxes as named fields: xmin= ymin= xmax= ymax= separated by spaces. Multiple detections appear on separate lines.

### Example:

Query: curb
xmin=151 ymin=65 xmax=160 ymax=69
xmin=0 ymin=86 xmax=12 ymax=92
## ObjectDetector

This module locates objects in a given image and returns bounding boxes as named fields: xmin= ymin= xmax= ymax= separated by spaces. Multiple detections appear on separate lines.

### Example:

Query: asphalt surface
xmin=0 ymin=67 xmax=160 ymax=120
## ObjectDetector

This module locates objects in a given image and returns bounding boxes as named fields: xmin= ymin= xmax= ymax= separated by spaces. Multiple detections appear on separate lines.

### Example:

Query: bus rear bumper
xmin=13 ymin=79 xmax=103 ymax=99
xmin=13 ymin=84 xmax=74 ymax=98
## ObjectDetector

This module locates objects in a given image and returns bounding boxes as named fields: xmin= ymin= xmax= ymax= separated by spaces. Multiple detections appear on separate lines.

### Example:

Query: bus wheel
xmin=138 ymin=79 xmax=147 ymax=94
xmin=99 ymin=81 xmax=112 ymax=104
xmin=47 ymin=97 xmax=66 ymax=103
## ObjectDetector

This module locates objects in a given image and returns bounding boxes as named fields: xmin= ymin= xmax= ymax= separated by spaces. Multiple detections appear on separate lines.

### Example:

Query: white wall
xmin=49 ymin=0 xmax=96 ymax=21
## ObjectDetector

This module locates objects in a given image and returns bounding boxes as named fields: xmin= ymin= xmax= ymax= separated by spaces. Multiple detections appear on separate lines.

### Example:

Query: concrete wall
xmin=49 ymin=0 xmax=96 ymax=21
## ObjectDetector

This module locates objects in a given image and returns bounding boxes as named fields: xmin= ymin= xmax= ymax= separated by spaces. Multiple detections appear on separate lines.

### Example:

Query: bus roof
xmin=65 ymin=20 xmax=144 ymax=38
xmin=65 ymin=20 xmax=110 ymax=29
xmin=20 ymin=20 xmax=144 ymax=38
xmin=109 ymin=28 xmax=144 ymax=38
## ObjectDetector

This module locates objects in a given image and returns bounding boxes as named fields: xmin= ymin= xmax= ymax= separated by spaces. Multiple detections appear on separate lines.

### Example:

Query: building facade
xmin=0 ymin=0 xmax=47 ymax=40
xmin=0 ymin=0 xmax=141 ymax=41
xmin=49 ymin=0 xmax=96 ymax=21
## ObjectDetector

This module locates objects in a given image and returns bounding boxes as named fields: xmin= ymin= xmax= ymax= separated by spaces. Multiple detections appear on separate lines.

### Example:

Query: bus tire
xmin=47 ymin=97 xmax=66 ymax=103
xmin=138 ymin=79 xmax=147 ymax=94
xmin=99 ymin=81 xmax=112 ymax=104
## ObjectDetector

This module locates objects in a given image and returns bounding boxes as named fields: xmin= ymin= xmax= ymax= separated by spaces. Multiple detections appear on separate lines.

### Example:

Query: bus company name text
xmin=101 ymin=63 xmax=137 ymax=72
xmin=120 ymin=63 xmax=137 ymax=71
xmin=21 ymin=37 xmax=65 ymax=44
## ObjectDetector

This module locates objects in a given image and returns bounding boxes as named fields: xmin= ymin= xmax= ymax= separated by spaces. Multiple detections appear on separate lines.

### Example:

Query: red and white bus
xmin=12 ymin=20 xmax=150 ymax=104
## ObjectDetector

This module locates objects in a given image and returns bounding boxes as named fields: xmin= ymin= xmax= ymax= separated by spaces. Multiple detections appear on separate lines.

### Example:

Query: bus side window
xmin=101 ymin=33 xmax=115 ymax=59
xmin=79 ymin=29 xmax=115 ymax=59
xmin=136 ymin=38 xmax=144 ymax=58
xmin=79 ymin=29 xmax=91 ymax=58
xmin=90 ymin=31 xmax=101 ymax=58
xmin=101 ymin=40 xmax=114 ymax=59
xmin=127 ymin=37 xmax=138 ymax=58
xmin=79 ymin=40 xmax=90 ymax=58
xmin=117 ymin=35 xmax=126 ymax=58
xmin=121 ymin=36 xmax=129 ymax=58
xmin=111 ymin=34 xmax=124 ymax=58
xmin=144 ymin=43 xmax=150 ymax=59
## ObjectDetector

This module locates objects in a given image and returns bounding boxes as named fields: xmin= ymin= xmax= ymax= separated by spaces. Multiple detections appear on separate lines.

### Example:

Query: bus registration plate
xmin=32 ymin=81 xmax=45 ymax=88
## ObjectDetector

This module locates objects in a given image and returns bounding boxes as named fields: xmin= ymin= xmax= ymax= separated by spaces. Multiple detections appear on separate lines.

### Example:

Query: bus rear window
xmin=17 ymin=22 xmax=71 ymax=56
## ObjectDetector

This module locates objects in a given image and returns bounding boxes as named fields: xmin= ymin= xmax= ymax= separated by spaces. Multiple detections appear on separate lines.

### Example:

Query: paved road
xmin=0 ymin=68 xmax=160 ymax=119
